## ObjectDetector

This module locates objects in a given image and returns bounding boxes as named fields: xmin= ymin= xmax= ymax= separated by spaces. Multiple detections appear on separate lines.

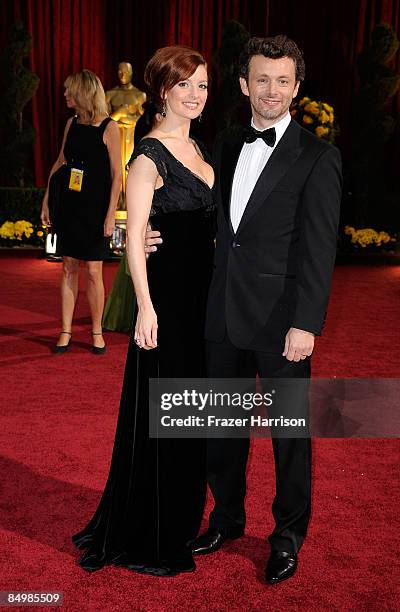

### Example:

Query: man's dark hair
xmin=239 ymin=35 xmax=305 ymax=82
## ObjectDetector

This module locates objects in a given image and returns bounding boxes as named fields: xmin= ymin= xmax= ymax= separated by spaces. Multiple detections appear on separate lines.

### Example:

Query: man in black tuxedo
xmin=146 ymin=35 xmax=342 ymax=584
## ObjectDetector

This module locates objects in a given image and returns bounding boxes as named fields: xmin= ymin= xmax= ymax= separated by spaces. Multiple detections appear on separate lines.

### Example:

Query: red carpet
xmin=0 ymin=256 xmax=399 ymax=610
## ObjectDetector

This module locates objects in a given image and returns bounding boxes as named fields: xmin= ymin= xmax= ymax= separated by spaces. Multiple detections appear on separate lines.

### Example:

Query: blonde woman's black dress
xmin=54 ymin=116 xmax=112 ymax=260
xmin=72 ymin=138 xmax=216 ymax=576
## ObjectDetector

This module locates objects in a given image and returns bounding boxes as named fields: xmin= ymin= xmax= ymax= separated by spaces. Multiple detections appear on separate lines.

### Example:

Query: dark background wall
xmin=1 ymin=0 xmax=399 ymax=187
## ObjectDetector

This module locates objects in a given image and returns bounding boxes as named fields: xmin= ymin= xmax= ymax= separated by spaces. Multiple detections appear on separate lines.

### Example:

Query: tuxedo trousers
xmin=205 ymin=333 xmax=312 ymax=554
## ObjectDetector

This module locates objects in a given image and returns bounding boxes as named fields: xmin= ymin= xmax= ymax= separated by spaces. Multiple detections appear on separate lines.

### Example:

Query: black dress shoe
xmin=191 ymin=528 xmax=243 ymax=555
xmin=78 ymin=551 xmax=105 ymax=572
xmin=130 ymin=561 xmax=196 ymax=577
xmin=91 ymin=332 xmax=106 ymax=355
xmin=54 ymin=331 xmax=72 ymax=354
xmin=265 ymin=550 xmax=298 ymax=584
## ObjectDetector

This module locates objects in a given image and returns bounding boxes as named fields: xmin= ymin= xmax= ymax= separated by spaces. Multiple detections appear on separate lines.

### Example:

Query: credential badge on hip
xmin=69 ymin=168 xmax=84 ymax=192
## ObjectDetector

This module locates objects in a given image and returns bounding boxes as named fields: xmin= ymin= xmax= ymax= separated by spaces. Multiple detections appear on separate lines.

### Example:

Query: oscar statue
xmin=106 ymin=61 xmax=146 ymax=209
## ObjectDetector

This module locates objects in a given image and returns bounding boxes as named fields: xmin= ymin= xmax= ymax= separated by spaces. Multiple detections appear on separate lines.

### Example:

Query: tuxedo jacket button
xmin=232 ymin=241 xmax=241 ymax=248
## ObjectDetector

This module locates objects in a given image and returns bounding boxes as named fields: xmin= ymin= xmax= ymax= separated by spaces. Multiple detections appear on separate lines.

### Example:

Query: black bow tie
xmin=244 ymin=126 xmax=276 ymax=147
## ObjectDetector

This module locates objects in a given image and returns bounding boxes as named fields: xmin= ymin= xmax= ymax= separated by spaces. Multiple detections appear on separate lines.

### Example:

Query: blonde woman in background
xmin=41 ymin=69 xmax=121 ymax=354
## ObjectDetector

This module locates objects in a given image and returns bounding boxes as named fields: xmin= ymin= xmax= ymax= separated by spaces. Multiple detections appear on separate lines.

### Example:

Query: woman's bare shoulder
xmin=143 ymin=129 xmax=172 ymax=144
xmin=104 ymin=118 xmax=119 ymax=133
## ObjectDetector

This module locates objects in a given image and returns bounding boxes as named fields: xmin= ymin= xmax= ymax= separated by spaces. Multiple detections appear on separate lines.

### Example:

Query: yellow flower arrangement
xmin=322 ymin=102 xmax=334 ymax=113
xmin=0 ymin=220 xmax=45 ymax=245
xmin=14 ymin=220 xmax=34 ymax=240
xmin=0 ymin=221 xmax=15 ymax=239
xmin=319 ymin=110 xmax=330 ymax=124
xmin=291 ymin=97 xmax=339 ymax=144
xmin=303 ymin=102 xmax=319 ymax=115
xmin=344 ymin=225 xmax=396 ymax=248
xmin=315 ymin=126 xmax=330 ymax=138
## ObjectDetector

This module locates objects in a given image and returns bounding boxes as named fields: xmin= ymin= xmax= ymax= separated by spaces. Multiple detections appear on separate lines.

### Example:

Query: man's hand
xmin=144 ymin=223 xmax=162 ymax=257
xmin=283 ymin=327 xmax=314 ymax=362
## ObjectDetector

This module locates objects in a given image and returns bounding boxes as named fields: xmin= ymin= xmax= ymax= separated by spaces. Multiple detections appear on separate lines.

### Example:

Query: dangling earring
xmin=198 ymin=112 xmax=203 ymax=123
xmin=161 ymin=103 xmax=167 ymax=118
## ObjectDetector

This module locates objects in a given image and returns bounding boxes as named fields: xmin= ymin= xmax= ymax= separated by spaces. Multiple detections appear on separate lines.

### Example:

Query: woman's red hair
xmin=144 ymin=45 xmax=207 ymax=111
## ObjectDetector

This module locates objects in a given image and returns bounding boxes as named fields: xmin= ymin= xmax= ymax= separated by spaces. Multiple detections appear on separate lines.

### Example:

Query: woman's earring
xmin=198 ymin=112 xmax=203 ymax=123
xmin=161 ymin=104 xmax=167 ymax=118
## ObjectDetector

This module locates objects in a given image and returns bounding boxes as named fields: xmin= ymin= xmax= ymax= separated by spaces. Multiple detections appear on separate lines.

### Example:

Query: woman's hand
xmin=41 ymin=118 xmax=72 ymax=230
xmin=104 ymin=215 xmax=115 ymax=237
xmin=40 ymin=198 xmax=51 ymax=227
xmin=134 ymin=305 xmax=158 ymax=350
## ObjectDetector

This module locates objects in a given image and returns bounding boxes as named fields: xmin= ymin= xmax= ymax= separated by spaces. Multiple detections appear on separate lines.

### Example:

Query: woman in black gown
xmin=72 ymin=46 xmax=215 ymax=576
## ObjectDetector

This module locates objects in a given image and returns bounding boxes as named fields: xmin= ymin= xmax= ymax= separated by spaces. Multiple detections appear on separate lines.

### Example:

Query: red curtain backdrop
xmin=1 ymin=0 xmax=399 ymax=186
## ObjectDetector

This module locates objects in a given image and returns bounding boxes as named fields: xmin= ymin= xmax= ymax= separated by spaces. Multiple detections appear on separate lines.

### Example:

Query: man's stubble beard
xmin=252 ymin=102 xmax=283 ymax=122
xmin=251 ymin=96 xmax=292 ymax=123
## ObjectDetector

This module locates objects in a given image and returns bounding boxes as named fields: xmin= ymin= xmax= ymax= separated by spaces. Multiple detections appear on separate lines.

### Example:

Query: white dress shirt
xmin=230 ymin=111 xmax=292 ymax=233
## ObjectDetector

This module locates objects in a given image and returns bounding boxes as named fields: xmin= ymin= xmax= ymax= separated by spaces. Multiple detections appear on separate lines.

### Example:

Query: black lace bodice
xmin=128 ymin=137 xmax=215 ymax=217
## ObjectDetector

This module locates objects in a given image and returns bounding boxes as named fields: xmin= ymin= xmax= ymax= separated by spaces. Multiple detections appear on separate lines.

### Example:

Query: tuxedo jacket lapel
xmin=235 ymin=120 xmax=303 ymax=235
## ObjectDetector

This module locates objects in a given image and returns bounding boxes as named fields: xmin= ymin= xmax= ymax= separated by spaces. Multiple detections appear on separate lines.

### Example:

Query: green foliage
xmin=212 ymin=21 xmax=250 ymax=130
xmin=359 ymin=23 xmax=400 ymax=67
xmin=357 ymin=25 xmax=400 ymax=137
xmin=351 ymin=23 xmax=400 ymax=230
xmin=0 ymin=22 xmax=40 ymax=187
xmin=0 ymin=187 xmax=45 ymax=246
xmin=0 ymin=187 xmax=44 ymax=225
